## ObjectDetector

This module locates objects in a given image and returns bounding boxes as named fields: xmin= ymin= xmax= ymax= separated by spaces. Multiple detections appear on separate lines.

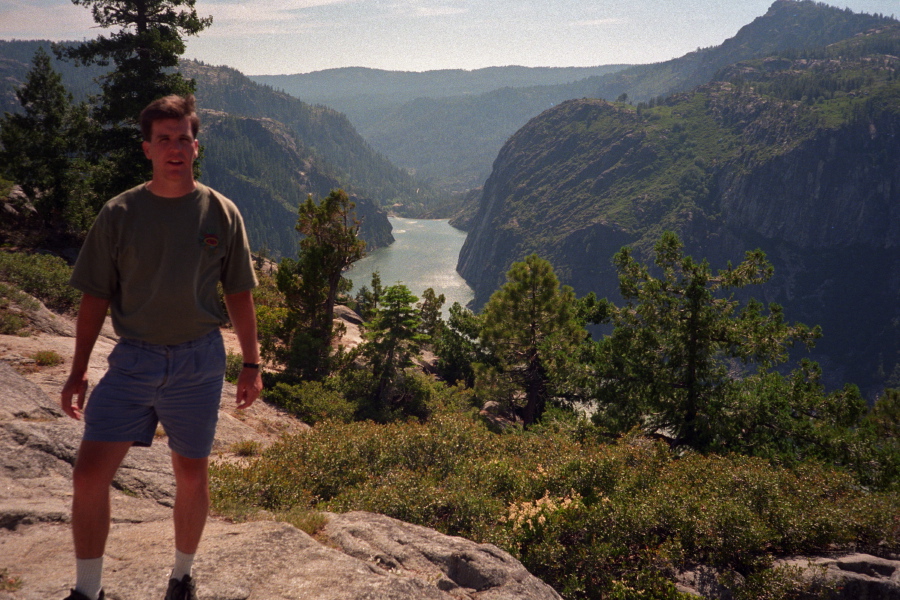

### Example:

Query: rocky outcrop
xmin=351 ymin=193 xmax=395 ymax=251
xmin=785 ymin=554 xmax=900 ymax=600
xmin=675 ymin=555 xmax=900 ymax=600
xmin=323 ymin=511 xmax=562 ymax=600
xmin=0 ymin=352 xmax=560 ymax=600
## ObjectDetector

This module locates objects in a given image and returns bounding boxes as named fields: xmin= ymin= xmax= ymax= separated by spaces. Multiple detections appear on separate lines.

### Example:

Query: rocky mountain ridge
xmin=458 ymin=24 xmax=900 ymax=395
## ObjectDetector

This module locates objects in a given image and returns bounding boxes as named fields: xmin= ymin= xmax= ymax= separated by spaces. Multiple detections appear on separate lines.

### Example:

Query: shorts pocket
xmin=107 ymin=342 xmax=143 ymax=374
xmin=192 ymin=336 xmax=226 ymax=380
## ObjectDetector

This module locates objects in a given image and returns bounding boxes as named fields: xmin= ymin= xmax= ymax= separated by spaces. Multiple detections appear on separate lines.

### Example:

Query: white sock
xmin=75 ymin=556 xmax=104 ymax=600
xmin=172 ymin=549 xmax=195 ymax=581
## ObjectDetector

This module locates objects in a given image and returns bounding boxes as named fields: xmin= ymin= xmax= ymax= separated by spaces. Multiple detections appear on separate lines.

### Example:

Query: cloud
xmin=189 ymin=0 xmax=355 ymax=36
xmin=390 ymin=0 xmax=469 ymax=18
xmin=194 ymin=0 xmax=470 ymax=38
xmin=0 ymin=0 xmax=99 ymax=39
xmin=574 ymin=18 xmax=627 ymax=26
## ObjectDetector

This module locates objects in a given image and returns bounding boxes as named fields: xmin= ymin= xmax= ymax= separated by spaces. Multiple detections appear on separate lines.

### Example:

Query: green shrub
xmin=32 ymin=350 xmax=64 ymax=366
xmin=279 ymin=507 xmax=328 ymax=537
xmin=0 ymin=282 xmax=38 ymax=335
xmin=224 ymin=351 xmax=243 ymax=384
xmin=229 ymin=440 xmax=262 ymax=457
xmin=0 ymin=567 xmax=23 ymax=592
xmin=0 ymin=311 xmax=28 ymax=335
xmin=264 ymin=380 xmax=356 ymax=425
xmin=210 ymin=414 xmax=900 ymax=600
xmin=0 ymin=252 xmax=80 ymax=313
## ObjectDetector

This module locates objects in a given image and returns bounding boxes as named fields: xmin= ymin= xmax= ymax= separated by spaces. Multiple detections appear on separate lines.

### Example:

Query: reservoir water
xmin=348 ymin=217 xmax=474 ymax=313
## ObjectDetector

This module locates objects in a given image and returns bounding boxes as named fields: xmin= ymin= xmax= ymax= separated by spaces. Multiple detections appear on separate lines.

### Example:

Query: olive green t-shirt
xmin=70 ymin=183 xmax=258 ymax=345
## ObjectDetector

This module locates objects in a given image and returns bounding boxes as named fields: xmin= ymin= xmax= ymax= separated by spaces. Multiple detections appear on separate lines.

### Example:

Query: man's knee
xmin=172 ymin=453 xmax=209 ymax=491
xmin=72 ymin=440 xmax=132 ymax=496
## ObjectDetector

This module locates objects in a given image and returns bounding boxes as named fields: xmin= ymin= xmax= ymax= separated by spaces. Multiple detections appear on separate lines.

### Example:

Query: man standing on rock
xmin=59 ymin=94 xmax=263 ymax=600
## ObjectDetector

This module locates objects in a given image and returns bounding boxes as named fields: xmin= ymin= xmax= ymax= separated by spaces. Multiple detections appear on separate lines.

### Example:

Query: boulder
xmin=323 ymin=511 xmax=562 ymax=600
xmin=780 ymin=554 xmax=900 ymax=600
xmin=676 ymin=554 xmax=900 ymax=600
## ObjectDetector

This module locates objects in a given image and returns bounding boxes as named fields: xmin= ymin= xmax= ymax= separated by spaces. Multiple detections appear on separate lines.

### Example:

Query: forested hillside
xmin=0 ymin=40 xmax=106 ymax=113
xmin=0 ymin=42 xmax=428 ymax=256
xmin=586 ymin=0 xmax=895 ymax=102
xmin=199 ymin=113 xmax=393 ymax=259
xmin=354 ymin=80 xmax=606 ymax=192
xmin=458 ymin=23 xmax=900 ymax=397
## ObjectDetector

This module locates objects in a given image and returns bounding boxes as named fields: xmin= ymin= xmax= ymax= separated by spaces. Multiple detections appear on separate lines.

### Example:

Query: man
xmin=59 ymin=94 xmax=263 ymax=600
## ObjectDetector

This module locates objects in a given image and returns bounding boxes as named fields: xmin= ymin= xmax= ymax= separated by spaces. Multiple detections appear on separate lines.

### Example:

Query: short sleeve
xmin=69 ymin=205 xmax=118 ymax=300
xmin=219 ymin=198 xmax=258 ymax=296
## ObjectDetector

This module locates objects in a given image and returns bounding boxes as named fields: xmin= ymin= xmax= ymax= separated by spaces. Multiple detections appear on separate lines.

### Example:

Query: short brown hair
xmin=139 ymin=94 xmax=200 ymax=141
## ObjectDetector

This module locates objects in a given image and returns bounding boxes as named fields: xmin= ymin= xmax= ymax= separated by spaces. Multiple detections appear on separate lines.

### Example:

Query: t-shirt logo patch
xmin=200 ymin=232 xmax=220 ymax=250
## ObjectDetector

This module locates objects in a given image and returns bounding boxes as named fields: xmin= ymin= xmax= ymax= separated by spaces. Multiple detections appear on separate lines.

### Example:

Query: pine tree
xmin=434 ymin=302 xmax=485 ymax=388
xmin=417 ymin=287 xmax=445 ymax=341
xmin=593 ymin=231 xmax=821 ymax=448
xmin=363 ymin=284 xmax=428 ymax=416
xmin=276 ymin=190 xmax=366 ymax=380
xmin=353 ymin=271 xmax=383 ymax=322
xmin=478 ymin=254 xmax=585 ymax=426
xmin=0 ymin=47 xmax=97 ymax=236
xmin=55 ymin=0 xmax=211 ymax=197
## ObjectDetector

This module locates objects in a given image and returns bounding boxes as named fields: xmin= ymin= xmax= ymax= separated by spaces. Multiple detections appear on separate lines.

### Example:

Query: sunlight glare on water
xmin=348 ymin=217 xmax=474 ymax=314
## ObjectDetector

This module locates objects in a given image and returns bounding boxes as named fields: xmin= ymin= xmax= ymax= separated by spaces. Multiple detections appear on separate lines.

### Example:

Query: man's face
xmin=142 ymin=116 xmax=199 ymax=188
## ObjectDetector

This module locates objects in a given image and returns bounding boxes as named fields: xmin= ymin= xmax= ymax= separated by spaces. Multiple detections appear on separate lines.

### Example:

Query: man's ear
xmin=142 ymin=140 xmax=151 ymax=160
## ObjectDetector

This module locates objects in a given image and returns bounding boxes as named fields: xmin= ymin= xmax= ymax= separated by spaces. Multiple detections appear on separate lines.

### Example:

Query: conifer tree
xmin=363 ymin=284 xmax=428 ymax=414
xmin=56 ymin=0 xmax=211 ymax=197
xmin=276 ymin=190 xmax=365 ymax=380
xmin=433 ymin=302 xmax=485 ymax=388
xmin=417 ymin=287 xmax=445 ymax=340
xmin=593 ymin=231 xmax=821 ymax=448
xmin=0 ymin=47 xmax=97 ymax=235
xmin=478 ymin=254 xmax=585 ymax=425
xmin=353 ymin=271 xmax=383 ymax=322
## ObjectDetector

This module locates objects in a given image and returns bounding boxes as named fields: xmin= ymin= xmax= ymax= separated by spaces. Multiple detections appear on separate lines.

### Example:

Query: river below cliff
xmin=348 ymin=217 xmax=474 ymax=315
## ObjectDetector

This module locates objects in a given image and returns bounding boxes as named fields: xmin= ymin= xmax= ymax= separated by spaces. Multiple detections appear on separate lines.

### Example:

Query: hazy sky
xmin=1 ymin=0 xmax=897 ymax=75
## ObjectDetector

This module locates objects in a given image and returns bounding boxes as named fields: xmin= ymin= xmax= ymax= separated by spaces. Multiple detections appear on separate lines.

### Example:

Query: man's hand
xmin=235 ymin=366 xmax=262 ymax=410
xmin=60 ymin=371 xmax=89 ymax=420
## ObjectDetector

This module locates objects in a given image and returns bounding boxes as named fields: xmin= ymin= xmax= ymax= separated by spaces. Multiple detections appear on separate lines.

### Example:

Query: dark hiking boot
xmin=63 ymin=590 xmax=104 ymax=600
xmin=165 ymin=574 xmax=198 ymax=600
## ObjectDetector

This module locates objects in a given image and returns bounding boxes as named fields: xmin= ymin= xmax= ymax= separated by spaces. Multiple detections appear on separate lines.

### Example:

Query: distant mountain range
xmin=251 ymin=65 xmax=631 ymax=113
xmin=458 ymin=7 xmax=900 ymax=396
xmin=251 ymin=66 xmax=629 ymax=192
xmin=249 ymin=1 xmax=893 ymax=193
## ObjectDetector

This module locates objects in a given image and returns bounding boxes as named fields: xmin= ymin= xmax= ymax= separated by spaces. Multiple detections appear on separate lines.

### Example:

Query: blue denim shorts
xmin=84 ymin=329 xmax=226 ymax=459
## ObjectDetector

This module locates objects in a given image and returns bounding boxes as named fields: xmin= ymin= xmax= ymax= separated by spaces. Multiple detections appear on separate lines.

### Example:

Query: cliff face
xmin=458 ymin=26 xmax=900 ymax=394
xmin=712 ymin=111 xmax=900 ymax=391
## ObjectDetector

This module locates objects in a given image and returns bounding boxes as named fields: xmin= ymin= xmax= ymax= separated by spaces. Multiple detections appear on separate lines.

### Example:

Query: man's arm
xmin=60 ymin=293 xmax=111 ymax=420
xmin=224 ymin=290 xmax=263 ymax=409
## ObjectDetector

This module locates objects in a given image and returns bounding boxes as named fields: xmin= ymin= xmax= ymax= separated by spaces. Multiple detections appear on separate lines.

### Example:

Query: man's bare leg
xmin=170 ymin=451 xmax=209 ymax=582
xmin=69 ymin=440 xmax=132 ymax=599
xmin=71 ymin=440 xmax=133 ymax=559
